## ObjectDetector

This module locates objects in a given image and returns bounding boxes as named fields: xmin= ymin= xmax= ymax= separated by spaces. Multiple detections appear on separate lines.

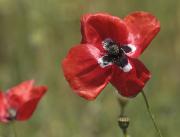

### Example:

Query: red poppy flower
xmin=0 ymin=80 xmax=47 ymax=123
xmin=62 ymin=12 xmax=160 ymax=100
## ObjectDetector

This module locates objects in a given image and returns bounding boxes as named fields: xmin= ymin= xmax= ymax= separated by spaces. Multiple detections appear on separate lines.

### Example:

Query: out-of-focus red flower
xmin=62 ymin=12 xmax=160 ymax=100
xmin=0 ymin=80 xmax=47 ymax=123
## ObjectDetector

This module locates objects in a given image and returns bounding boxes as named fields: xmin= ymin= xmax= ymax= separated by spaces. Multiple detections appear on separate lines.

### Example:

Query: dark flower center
xmin=101 ymin=39 xmax=132 ymax=68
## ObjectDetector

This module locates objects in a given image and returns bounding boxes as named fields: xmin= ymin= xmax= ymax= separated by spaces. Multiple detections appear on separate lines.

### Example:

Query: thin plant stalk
xmin=117 ymin=95 xmax=130 ymax=137
xmin=11 ymin=122 xmax=18 ymax=137
xmin=117 ymin=95 xmax=128 ymax=116
xmin=141 ymin=90 xmax=163 ymax=137
xmin=123 ymin=128 xmax=129 ymax=137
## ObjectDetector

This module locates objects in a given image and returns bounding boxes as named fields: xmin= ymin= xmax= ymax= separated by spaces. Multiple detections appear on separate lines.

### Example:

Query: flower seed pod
xmin=118 ymin=116 xmax=130 ymax=130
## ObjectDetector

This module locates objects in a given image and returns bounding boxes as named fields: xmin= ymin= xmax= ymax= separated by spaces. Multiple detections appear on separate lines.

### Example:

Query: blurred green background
xmin=0 ymin=0 xmax=180 ymax=136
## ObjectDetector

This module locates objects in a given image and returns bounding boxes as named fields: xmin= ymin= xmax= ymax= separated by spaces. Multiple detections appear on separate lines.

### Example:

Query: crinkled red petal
xmin=124 ymin=11 xmax=160 ymax=57
xmin=111 ymin=58 xmax=151 ymax=97
xmin=6 ymin=80 xmax=35 ymax=110
xmin=62 ymin=44 xmax=112 ymax=100
xmin=16 ymin=86 xmax=47 ymax=121
xmin=81 ymin=13 xmax=129 ymax=45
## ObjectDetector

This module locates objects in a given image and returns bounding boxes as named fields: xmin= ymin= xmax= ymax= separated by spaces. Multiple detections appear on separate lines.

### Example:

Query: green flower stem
xmin=117 ymin=96 xmax=128 ymax=116
xmin=141 ymin=90 xmax=163 ymax=137
xmin=117 ymin=96 xmax=130 ymax=137
xmin=123 ymin=129 xmax=128 ymax=137
xmin=11 ymin=122 xmax=18 ymax=137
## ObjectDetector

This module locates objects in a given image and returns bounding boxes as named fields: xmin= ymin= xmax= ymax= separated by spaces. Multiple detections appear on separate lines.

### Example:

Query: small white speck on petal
xmin=122 ymin=63 xmax=132 ymax=72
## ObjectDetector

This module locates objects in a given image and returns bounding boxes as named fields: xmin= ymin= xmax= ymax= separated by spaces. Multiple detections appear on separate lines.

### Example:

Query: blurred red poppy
xmin=62 ymin=12 xmax=160 ymax=100
xmin=0 ymin=80 xmax=47 ymax=123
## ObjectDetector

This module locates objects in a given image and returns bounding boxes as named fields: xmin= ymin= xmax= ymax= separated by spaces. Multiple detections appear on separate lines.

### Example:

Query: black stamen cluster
xmin=102 ymin=39 xmax=131 ymax=68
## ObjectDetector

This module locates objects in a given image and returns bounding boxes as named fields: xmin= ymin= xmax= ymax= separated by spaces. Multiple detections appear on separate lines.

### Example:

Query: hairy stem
xmin=141 ymin=90 xmax=163 ymax=137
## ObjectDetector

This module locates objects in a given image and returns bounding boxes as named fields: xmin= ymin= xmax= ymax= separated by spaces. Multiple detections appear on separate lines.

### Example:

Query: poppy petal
xmin=111 ymin=58 xmax=151 ymax=97
xmin=16 ymin=86 xmax=47 ymax=121
xmin=62 ymin=44 xmax=112 ymax=100
xmin=81 ymin=13 xmax=129 ymax=45
xmin=124 ymin=11 xmax=160 ymax=57
xmin=7 ymin=80 xmax=34 ymax=97
xmin=6 ymin=80 xmax=35 ymax=109
xmin=0 ymin=92 xmax=9 ymax=123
